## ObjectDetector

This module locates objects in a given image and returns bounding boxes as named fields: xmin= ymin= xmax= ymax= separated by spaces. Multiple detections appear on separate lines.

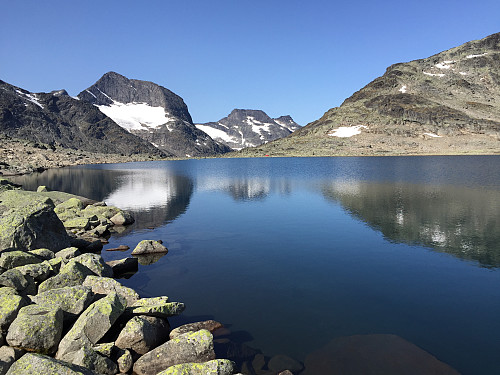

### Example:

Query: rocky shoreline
xmin=0 ymin=179 xmax=300 ymax=374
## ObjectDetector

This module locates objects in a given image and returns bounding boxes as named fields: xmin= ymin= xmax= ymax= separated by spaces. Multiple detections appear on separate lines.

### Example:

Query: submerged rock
xmin=133 ymin=330 xmax=216 ymax=375
xmin=268 ymin=354 xmax=303 ymax=374
xmin=302 ymin=334 xmax=460 ymax=375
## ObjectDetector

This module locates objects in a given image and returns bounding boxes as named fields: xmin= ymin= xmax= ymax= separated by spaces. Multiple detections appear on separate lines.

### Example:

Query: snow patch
xmin=459 ymin=72 xmax=468 ymax=76
xmin=399 ymin=85 xmax=407 ymax=93
xmin=435 ymin=62 xmax=454 ymax=69
xmin=15 ymin=90 xmax=44 ymax=109
xmin=85 ymin=89 xmax=97 ymax=99
xmin=97 ymin=101 xmax=176 ymax=131
xmin=196 ymin=124 xmax=239 ymax=144
xmin=423 ymin=132 xmax=442 ymax=138
xmin=329 ymin=125 xmax=368 ymax=138
xmin=466 ymin=53 xmax=488 ymax=59
xmin=423 ymin=72 xmax=445 ymax=77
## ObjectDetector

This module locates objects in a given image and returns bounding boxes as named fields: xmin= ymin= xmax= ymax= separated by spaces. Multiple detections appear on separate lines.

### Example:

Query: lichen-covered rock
xmin=135 ymin=252 xmax=167 ymax=265
xmin=72 ymin=254 xmax=113 ymax=278
xmin=54 ymin=198 xmax=85 ymax=214
xmin=0 ymin=191 xmax=71 ymax=252
xmin=63 ymin=217 xmax=91 ymax=231
xmin=92 ymin=342 xmax=115 ymax=358
xmin=0 ymin=251 xmax=43 ymax=270
xmin=31 ymin=286 xmax=94 ymax=320
xmin=127 ymin=297 xmax=185 ymax=318
xmin=106 ymin=257 xmax=138 ymax=278
xmin=15 ymin=261 xmax=53 ymax=283
xmin=117 ymin=348 xmax=133 ymax=373
xmin=55 ymin=247 xmax=81 ymax=262
xmin=170 ymin=320 xmax=223 ymax=339
xmin=38 ymin=261 xmax=94 ymax=293
xmin=131 ymin=240 xmax=168 ymax=255
xmin=82 ymin=205 xmax=120 ymax=220
xmin=156 ymin=359 xmax=235 ymax=375
xmin=0 ymin=288 xmax=28 ymax=331
xmin=28 ymin=248 xmax=55 ymax=260
xmin=56 ymin=292 xmax=126 ymax=363
xmin=6 ymin=304 xmax=63 ymax=355
xmin=110 ymin=211 xmax=134 ymax=226
xmin=0 ymin=346 xmax=25 ymax=375
xmin=115 ymin=315 xmax=170 ymax=354
xmin=5 ymin=352 xmax=98 ymax=375
xmin=70 ymin=346 xmax=118 ymax=375
xmin=0 ymin=269 xmax=36 ymax=295
xmin=133 ymin=330 xmax=216 ymax=375
xmin=83 ymin=276 xmax=139 ymax=306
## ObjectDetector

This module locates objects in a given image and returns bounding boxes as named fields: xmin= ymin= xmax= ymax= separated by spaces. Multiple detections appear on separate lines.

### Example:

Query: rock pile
xmin=0 ymin=179 xmax=298 ymax=374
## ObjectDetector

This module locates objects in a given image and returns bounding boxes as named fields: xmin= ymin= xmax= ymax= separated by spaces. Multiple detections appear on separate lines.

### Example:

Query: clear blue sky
xmin=1 ymin=0 xmax=498 ymax=125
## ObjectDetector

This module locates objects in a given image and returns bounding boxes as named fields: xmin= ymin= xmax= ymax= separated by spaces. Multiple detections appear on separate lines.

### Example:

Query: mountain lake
xmin=11 ymin=155 xmax=500 ymax=374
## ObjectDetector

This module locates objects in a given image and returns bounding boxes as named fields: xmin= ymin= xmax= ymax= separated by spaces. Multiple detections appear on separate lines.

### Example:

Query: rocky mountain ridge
xmin=78 ymin=72 xmax=231 ymax=157
xmin=196 ymin=109 xmax=301 ymax=150
xmin=239 ymin=32 xmax=500 ymax=157
xmin=0 ymin=80 xmax=165 ymax=158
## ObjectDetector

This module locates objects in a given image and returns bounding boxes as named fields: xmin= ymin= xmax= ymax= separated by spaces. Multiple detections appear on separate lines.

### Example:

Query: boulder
xmin=54 ymin=198 xmax=84 ymax=214
xmin=70 ymin=346 xmax=118 ymax=375
xmin=115 ymin=315 xmax=170 ymax=354
xmin=92 ymin=342 xmax=115 ymax=358
xmin=0 ymin=269 xmax=36 ymax=295
xmin=5 ymin=352 xmax=98 ymax=375
xmin=131 ymin=240 xmax=168 ymax=255
xmin=117 ymin=348 xmax=133 ymax=373
xmin=268 ymin=355 xmax=303 ymax=374
xmin=170 ymin=320 xmax=223 ymax=339
xmin=156 ymin=359 xmax=235 ymax=375
xmin=0 ymin=346 xmax=25 ymax=375
xmin=82 ymin=205 xmax=120 ymax=220
xmin=127 ymin=297 xmax=185 ymax=318
xmin=28 ymin=248 xmax=55 ymax=260
xmin=63 ymin=217 xmax=90 ymax=231
xmin=38 ymin=260 xmax=94 ymax=293
xmin=70 ymin=237 xmax=103 ymax=253
xmin=106 ymin=257 xmax=138 ymax=278
xmin=6 ymin=304 xmax=63 ymax=355
xmin=0 ymin=190 xmax=71 ymax=252
xmin=55 ymin=247 xmax=81 ymax=262
xmin=0 ymin=288 xmax=28 ymax=332
xmin=0 ymin=251 xmax=42 ymax=269
xmin=31 ymin=286 xmax=94 ymax=321
xmin=133 ymin=330 xmax=216 ymax=375
xmin=71 ymin=254 xmax=113 ymax=278
xmin=56 ymin=292 xmax=126 ymax=362
xmin=110 ymin=211 xmax=135 ymax=226
xmin=83 ymin=276 xmax=139 ymax=306
xmin=15 ymin=261 xmax=53 ymax=283
xmin=278 ymin=371 xmax=295 ymax=375
xmin=135 ymin=252 xmax=167 ymax=265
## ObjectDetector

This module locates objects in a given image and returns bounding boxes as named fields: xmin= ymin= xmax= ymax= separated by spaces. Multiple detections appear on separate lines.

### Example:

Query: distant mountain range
xmin=0 ymin=80 xmax=163 ymax=157
xmin=241 ymin=32 xmax=500 ymax=156
xmin=196 ymin=109 xmax=300 ymax=150
xmin=78 ymin=72 xmax=231 ymax=157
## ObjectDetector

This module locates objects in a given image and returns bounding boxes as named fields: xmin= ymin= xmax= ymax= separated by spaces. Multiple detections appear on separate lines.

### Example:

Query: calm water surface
xmin=12 ymin=156 xmax=500 ymax=374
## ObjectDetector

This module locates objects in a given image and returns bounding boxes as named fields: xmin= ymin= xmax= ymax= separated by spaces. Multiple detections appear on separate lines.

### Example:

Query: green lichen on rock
xmin=72 ymin=254 xmax=113 ymax=278
xmin=0 ymin=287 xmax=28 ymax=331
xmin=54 ymin=198 xmax=85 ymax=214
xmin=55 ymin=247 xmax=81 ymax=262
xmin=0 ymin=251 xmax=43 ymax=269
xmin=82 ymin=205 xmax=121 ymax=220
xmin=156 ymin=359 xmax=235 ymax=375
xmin=5 ymin=352 xmax=98 ymax=374
xmin=71 ymin=346 xmax=118 ymax=375
xmin=56 ymin=292 xmax=126 ymax=362
xmin=37 ymin=260 xmax=94 ymax=293
xmin=131 ymin=240 xmax=168 ymax=255
xmin=83 ymin=275 xmax=139 ymax=306
xmin=0 ymin=268 xmax=35 ymax=294
xmin=6 ymin=304 xmax=63 ymax=355
xmin=31 ymin=286 xmax=94 ymax=319
xmin=63 ymin=217 xmax=91 ymax=230
xmin=0 ymin=190 xmax=70 ymax=251
xmin=28 ymin=248 xmax=55 ymax=260
xmin=117 ymin=348 xmax=133 ymax=373
xmin=115 ymin=315 xmax=170 ymax=355
xmin=15 ymin=260 xmax=53 ymax=282
xmin=127 ymin=299 xmax=185 ymax=318
xmin=132 ymin=330 xmax=215 ymax=375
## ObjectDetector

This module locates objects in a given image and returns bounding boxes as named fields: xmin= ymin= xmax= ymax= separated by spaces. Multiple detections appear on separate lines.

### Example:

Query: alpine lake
xmin=10 ymin=155 xmax=500 ymax=375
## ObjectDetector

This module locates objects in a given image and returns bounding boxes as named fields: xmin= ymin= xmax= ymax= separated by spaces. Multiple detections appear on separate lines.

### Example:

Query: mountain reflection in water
xmin=321 ymin=181 xmax=500 ymax=267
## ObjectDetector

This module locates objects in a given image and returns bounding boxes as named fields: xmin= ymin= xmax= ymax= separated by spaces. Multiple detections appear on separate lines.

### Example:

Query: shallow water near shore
xmin=11 ymin=155 xmax=500 ymax=374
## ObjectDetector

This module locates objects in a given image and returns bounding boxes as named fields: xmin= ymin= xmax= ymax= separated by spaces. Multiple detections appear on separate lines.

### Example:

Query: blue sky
xmin=1 ymin=0 xmax=498 ymax=125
